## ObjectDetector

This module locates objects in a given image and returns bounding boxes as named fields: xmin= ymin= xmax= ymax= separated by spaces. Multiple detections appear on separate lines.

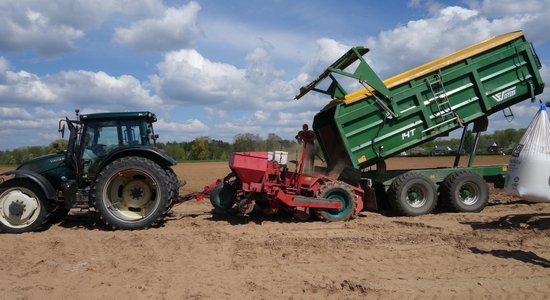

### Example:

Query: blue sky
xmin=0 ymin=0 xmax=549 ymax=150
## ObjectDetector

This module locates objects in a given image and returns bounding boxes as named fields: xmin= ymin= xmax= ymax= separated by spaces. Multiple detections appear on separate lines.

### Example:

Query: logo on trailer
xmin=402 ymin=128 xmax=416 ymax=140
xmin=492 ymin=86 xmax=516 ymax=102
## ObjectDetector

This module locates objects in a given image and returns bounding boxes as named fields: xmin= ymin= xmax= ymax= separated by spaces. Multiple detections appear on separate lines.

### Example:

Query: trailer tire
xmin=210 ymin=182 xmax=236 ymax=212
xmin=93 ymin=156 xmax=170 ymax=230
xmin=439 ymin=171 xmax=488 ymax=212
xmin=387 ymin=172 xmax=437 ymax=216
xmin=315 ymin=181 xmax=357 ymax=222
xmin=0 ymin=179 xmax=50 ymax=233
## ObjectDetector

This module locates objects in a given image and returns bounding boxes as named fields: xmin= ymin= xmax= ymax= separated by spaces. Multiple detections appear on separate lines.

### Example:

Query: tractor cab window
xmin=121 ymin=120 xmax=142 ymax=146
xmin=82 ymin=121 xmax=119 ymax=160
xmin=81 ymin=119 xmax=146 ymax=162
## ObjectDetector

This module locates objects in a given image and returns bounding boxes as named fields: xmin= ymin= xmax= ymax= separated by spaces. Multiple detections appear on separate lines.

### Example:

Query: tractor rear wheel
xmin=93 ymin=156 xmax=170 ymax=230
xmin=0 ymin=179 xmax=49 ymax=233
xmin=439 ymin=171 xmax=488 ymax=212
xmin=209 ymin=182 xmax=236 ymax=213
xmin=165 ymin=168 xmax=180 ymax=212
xmin=387 ymin=172 xmax=437 ymax=216
xmin=315 ymin=181 xmax=357 ymax=222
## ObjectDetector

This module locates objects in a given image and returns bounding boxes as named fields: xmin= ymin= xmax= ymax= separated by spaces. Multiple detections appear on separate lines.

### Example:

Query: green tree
xmin=48 ymin=139 xmax=69 ymax=153
xmin=190 ymin=137 xmax=210 ymax=160
xmin=234 ymin=133 xmax=263 ymax=152
xmin=163 ymin=142 xmax=186 ymax=161
xmin=266 ymin=133 xmax=283 ymax=151
xmin=209 ymin=139 xmax=231 ymax=160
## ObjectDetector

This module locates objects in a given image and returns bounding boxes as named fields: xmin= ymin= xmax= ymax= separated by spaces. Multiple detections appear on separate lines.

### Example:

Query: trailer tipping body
xmin=296 ymin=31 xmax=545 ymax=171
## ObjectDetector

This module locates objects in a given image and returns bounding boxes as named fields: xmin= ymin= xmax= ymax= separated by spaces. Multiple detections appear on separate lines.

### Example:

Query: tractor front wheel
xmin=315 ymin=181 xmax=357 ymax=222
xmin=0 ymin=179 xmax=49 ymax=233
xmin=94 ymin=156 xmax=170 ymax=230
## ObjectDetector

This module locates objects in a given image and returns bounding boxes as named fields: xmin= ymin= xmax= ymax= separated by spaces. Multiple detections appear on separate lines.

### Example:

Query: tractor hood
xmin=18 ymin=153 xmax=66 ymax=174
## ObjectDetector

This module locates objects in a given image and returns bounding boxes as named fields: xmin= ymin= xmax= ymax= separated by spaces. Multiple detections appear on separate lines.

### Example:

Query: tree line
xmin=0 ymin=128 xmax=528 ymax=166
xmin=156 ymin=133 xmax=302 ymax=161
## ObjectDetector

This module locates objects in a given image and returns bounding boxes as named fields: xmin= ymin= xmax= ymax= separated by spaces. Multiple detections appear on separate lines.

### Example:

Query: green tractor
xmin=0 ymin=110 xmax=180 ymax=233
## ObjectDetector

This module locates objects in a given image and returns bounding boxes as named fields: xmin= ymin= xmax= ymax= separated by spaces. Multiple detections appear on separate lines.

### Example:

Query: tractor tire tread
xmin=92 ymin=156 xmax=171 ymax=230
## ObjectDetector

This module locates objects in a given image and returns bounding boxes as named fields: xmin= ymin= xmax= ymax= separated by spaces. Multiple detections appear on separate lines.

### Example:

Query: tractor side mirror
xmin=58 ymin=121 xmax=66 ymax=138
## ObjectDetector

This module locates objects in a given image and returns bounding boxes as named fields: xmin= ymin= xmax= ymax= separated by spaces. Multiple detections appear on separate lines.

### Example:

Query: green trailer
xmin=296 ymin=31 xmax=545 ymax=216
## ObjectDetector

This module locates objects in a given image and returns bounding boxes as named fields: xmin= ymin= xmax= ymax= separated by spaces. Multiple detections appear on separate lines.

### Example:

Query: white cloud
xmin=0 ymin=107 xmax=73 ymax=149
xmin=200 ymin=17 xmax=316 ymax=63
xmin=152 ymin=49 xmax=246 ymax=104
xmin=254 ymin=110 xmax=270 ymax=122
xmin=114 ymin=2 xmax=202 ymax=51
xmin=151 ymin=44 xmax=331 ymax=117
xmin=0 ymin=106 xmax=204 ymax=150
xmin=154 ymin=118 xmax=209 ymax=142
xmin=0 ymin=57 xmax=162 ymax=110
xmin=0 ymin=107 xmax=32 ymax=120
xmin=0 ymin=8 xmax=84 ymax=56
xmin=0 ymin=0 xmax=195 ymax=56
xmin=365 ymin=2 xmax=550 ymax=79
xmin=204 ymin=107 xmax=227 ymax=118
xmin=365 ymin=6 xmax=494 ymax=77
xmin=46 ymin=70 xmax=162 ymax=109
xmin=245 ymin=47 xmax=285 ymax=82
xmin=0 ymin=70 xmax=58 ymax=104
xmin=113 ymin=0 xmax=167 ymax=20
xmin=472 ymin=0 xmax=548 ymax=18
xmin=299 ymin=38 xmax=350 ymax=80
xmin=16 ymin=1 xmax=122 ymax=29
xmin=156 ymin=118 xmax=208 ymax=132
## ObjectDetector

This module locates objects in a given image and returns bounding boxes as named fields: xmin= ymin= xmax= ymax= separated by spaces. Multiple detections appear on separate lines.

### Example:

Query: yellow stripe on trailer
xmin=343 ymin=31 xmax=525 ymax=105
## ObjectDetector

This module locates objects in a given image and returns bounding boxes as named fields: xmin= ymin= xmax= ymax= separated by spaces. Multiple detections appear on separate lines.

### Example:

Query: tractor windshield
xmin=81 ymin=119 xmax=151 ymax=166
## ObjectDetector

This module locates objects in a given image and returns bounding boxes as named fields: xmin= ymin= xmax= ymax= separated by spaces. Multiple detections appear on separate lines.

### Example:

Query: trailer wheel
xmin=0 ymin=179 xmax=49 ymax=233
xmin=209 ymin=182 xmax=236 ymax=212
xmin=93 ymin=156 xmax=170 ymax=230
xmin=315 ymin=181 xmax=357 ymax=222
xmin=387 ymin=172 xmax=437 ymax=216
xmin=439 ymin=171 xmax=488 ymax=212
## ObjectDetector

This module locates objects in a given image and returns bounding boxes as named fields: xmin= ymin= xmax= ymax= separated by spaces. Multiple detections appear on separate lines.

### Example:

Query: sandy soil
xmin=0 ymin=157 xmax=549 ymax=299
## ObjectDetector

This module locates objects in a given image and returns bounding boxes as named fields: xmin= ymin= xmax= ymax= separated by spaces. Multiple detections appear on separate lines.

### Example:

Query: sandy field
xmin=0 ymin=156 xmax=549 ymax=299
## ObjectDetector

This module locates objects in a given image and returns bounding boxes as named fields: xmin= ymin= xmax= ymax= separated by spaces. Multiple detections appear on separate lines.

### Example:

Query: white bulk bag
xmin=505 ymin=103 xmax=550 ymax=202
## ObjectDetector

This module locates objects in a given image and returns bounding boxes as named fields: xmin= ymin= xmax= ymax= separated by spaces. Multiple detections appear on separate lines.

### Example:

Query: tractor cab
xmin=61 ymin=111 xmax=159 ymax=180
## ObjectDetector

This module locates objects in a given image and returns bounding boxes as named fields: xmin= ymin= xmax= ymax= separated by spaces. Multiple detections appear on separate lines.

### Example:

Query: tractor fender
xmin=0 ymin=170 xmax=57 ymax=200
xmin=97 ymin=147 xmax=177 ymax=172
